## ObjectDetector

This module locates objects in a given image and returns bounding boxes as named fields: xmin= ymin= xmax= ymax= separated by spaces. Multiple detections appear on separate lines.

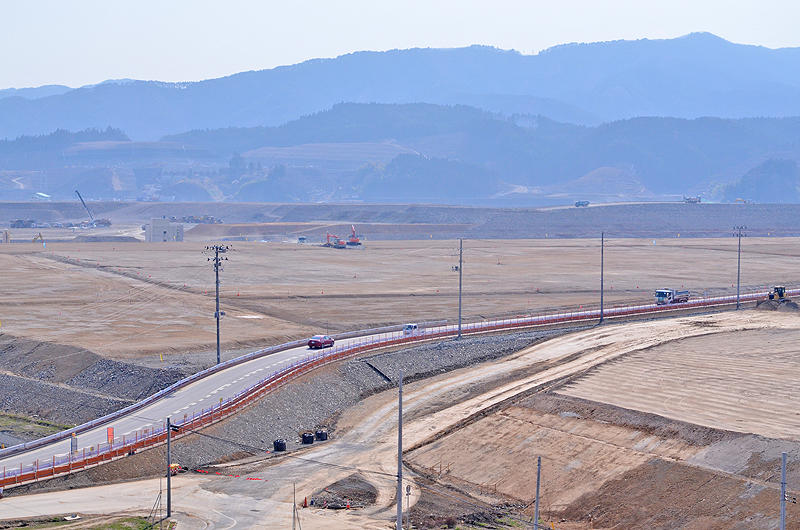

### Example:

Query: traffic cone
xmin=303 ymin=497 xmax=308 ymax=508
xmin=346 ymin=500 xmax=350 ymax=509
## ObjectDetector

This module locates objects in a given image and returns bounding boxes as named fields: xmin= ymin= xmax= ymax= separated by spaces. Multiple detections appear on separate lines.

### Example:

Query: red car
xmin=307 ymin=335 xmax=334 ymax=349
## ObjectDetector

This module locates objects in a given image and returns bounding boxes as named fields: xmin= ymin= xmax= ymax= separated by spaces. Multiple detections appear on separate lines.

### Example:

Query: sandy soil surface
xmin=1 ymin=237 xmax=799 ymax=363
xmin=558 ymin=319 xmax=800 ymax=440
xmin=7 ymin=310 xmax=800 ymax=529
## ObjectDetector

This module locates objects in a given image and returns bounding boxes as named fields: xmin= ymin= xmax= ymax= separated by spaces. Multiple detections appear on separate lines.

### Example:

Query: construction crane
xmin=75 ymin=190 xmax=95 ymax=224
xmin=75 ymin=190 xmax=112 ymax=227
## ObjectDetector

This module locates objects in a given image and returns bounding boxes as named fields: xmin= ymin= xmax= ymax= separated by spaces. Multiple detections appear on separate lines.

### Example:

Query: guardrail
xmin=0 ymin=320 xmax=444 ymax=463
xmin=1 ymin=289 xmax=791 ymax=489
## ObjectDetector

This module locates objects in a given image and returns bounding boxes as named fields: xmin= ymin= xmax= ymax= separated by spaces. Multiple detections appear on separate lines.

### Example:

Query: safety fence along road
xmin=0 ymin=289 xmax=790 ymax=489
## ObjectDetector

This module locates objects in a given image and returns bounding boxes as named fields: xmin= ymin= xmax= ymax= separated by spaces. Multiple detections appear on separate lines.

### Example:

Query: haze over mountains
xmin=4 ymin=32 xmax=800 ymax=140
xmin=3 ymin=33 xmax=800 ymax=205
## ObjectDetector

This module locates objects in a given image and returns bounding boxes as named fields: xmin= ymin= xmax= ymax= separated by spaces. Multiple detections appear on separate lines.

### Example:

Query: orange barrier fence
xmin=2 ymin=287 xmax=788 ymax=489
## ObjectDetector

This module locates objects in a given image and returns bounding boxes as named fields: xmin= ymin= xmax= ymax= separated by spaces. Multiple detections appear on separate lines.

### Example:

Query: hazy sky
xmin=2 ymin=0 xmax=798 ymax=89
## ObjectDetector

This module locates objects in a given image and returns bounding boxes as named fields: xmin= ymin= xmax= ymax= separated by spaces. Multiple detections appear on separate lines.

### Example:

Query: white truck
xmin=655 ymin=288 xmax=689 ymax=305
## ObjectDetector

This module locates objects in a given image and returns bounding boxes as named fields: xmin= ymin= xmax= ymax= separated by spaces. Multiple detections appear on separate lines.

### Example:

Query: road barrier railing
xmin=1 ymin=289 xmax=791 ymax=489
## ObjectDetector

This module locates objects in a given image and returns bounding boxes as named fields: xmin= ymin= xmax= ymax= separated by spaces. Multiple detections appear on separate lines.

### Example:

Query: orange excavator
xmin=347 ymin=225 xmax=361 ymax=246
xmin=326 ymin=232 xmax=347 ymax=249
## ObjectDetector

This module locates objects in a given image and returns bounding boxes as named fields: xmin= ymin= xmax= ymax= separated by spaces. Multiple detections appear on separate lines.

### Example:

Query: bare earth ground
xmin=5 ymin=311 xmax=800 ymax=529
xmin=1 ymin=236 xmax=799 ymax=363
xmin=4 ymin=237 xmax=800 ymax=528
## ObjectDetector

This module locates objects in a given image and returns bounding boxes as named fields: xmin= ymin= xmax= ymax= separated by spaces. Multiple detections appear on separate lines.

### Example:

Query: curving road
xmin=0 ymin=332 xmax=395 ymax=476
xmin=0 ymin=288 xmax=781 ymax=483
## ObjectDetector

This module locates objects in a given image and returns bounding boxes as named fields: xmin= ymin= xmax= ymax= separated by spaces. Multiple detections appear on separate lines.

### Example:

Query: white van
xmin=403 ymin=323 xmax=419 ymax=335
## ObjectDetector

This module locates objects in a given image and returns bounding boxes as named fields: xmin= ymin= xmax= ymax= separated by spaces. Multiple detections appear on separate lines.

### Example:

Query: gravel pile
xmin=0 ymin=334 xmax=191 ymax=430
xmin=310 ymin=474 xmax=378 ymax=509
xmin=0 ymin=373 xmax=131 ymax=426
xmin=65 ymin=359 xmax=187 ymax=401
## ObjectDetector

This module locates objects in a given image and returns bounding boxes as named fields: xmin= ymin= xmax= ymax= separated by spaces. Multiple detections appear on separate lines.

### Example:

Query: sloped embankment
xmin=0 ymin=334 xmax=188 ymax=443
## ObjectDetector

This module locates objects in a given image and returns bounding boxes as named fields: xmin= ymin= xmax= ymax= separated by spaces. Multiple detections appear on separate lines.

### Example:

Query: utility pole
xmin=534 ymin=456 xmax=541 ymax=530
xmin=781 ymin=452 xmax=786 ymax=530
xmin=166 ymin=417 xmax=172 ymax=518
xmin=458 ymin=239 xmax=463 ymax=339
xmin=405 ymin=484 xmax=411 ymax=530
xmin=599 ymin=232 xmax=604 ymax=324
xmin=206 ymin=245 xmax=232 ymax=364
xmin=397 ymin=371 xmax=404 ymax=530
xmin=734 ymin=226 xmax=746 ymax=310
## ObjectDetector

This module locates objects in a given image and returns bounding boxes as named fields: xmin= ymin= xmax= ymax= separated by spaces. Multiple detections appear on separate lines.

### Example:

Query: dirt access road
xmin=5 ymin=310 xmax=799 ymax=529
xmin=1 ymin=237 xmax=799 ymax=366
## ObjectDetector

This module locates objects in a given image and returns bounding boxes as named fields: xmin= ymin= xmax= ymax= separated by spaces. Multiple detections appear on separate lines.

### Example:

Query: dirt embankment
xmin=0 ymin=334 xmax=189 ymax=441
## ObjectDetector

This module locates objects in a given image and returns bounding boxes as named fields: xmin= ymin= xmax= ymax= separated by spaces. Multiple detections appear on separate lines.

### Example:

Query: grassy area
xmin=0 ymin=413 xmax=72 ymax=445
xmin=98 ymin=517 xmax=153 ymax=530
xmin=0 ymin=517 xmax=156 ymax=530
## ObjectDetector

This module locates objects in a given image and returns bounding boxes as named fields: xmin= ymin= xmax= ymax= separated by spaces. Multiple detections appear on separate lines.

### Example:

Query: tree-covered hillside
xmin=164 ymin=103 xmax=800 ymax=196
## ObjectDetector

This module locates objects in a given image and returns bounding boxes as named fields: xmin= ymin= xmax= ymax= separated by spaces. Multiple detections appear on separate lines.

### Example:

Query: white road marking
xmin=212 ymin=509 xmax=238 ymax=530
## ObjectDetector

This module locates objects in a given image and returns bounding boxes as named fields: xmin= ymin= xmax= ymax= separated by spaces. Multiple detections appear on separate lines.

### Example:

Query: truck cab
xmin=655 ymin=288 xmax=690 ymax=305
xmin=403 ymin=323 xmax=419 ymax=335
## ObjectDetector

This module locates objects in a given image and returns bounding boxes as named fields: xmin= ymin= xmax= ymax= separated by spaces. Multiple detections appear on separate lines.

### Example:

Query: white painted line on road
xmin=190 ymin=402 xmax=196 ymax=406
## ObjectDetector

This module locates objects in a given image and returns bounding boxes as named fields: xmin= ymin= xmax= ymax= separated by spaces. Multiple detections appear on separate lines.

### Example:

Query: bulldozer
xmin=769 ymin=286 xmax=788 ymax=302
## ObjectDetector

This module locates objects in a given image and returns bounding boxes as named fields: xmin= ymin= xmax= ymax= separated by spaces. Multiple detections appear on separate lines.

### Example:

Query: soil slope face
xmin=6 ymin=311 xmax=800 ymax=530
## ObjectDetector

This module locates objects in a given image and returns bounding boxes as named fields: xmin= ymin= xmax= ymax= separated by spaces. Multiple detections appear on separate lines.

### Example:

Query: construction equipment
xmin=325 ymin=232 xmax=347 ymax=249
xmin=769 ymin=286 xmax=788 ymax=302
xmin=655 ymin=288 xmax=690 ymax=305
xmin=347 ymin=225 xmax=361 ymax=246
xmin=75 ymin=190 xmax=112 ymax=227
xmin=75 ymin=190 xmax=94 ymax=223
xmin=32 ymin=233 xmax=44 ymax=244
xmin=574 ymin=200 xmax=590 ymax=207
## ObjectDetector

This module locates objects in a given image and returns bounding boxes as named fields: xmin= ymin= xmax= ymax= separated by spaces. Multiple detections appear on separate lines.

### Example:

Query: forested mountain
xmin=165 ymin=103 xmax=800 ymax=196
xmin=713 ymin=159 xmax=800 ymax=203
xmin=4 ymin=104 xmax=800 ymax=204
xmin=4 ymin=33 xmax=800 ymax=140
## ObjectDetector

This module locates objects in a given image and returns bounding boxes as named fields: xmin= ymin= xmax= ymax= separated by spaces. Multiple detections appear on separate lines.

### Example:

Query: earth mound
xmin=311 ymin=473 xmax=378 ymax=509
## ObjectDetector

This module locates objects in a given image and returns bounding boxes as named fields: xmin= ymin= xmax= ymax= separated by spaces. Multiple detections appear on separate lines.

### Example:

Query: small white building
xmin=145 ymin=218 xmax=184 ymax=242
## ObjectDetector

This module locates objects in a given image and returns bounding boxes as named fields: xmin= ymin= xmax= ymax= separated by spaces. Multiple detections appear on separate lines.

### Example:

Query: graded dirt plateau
xmin=7 ymin=311 xmax=800 ymax=530
xmin=404 ymin=311 xmax=800 ymax=529
xmin=1 ymin=236 xmax=799 ymax=365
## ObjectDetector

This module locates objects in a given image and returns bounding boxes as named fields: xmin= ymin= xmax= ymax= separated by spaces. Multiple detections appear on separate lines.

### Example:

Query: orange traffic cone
xmin=303 ymin=497 xmax=308 ymax=508
xmin=346 ymin=500 xmax=350 ymax=509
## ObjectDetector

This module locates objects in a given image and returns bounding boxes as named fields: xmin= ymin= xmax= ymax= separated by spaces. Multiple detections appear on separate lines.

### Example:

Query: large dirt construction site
xmin=1 ymin=236 xmax=798 ymax=361
xmin=5 ymin=310 xmax=800 ymax=529
xmin=3 ymin=237 xmax=800 ymax=528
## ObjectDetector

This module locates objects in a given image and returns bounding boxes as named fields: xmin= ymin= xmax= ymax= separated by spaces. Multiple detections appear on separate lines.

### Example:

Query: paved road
xmin=0 ymin=332 xmax=398 ymax=475
xmin=0 ymin=289 xmax=771 ymax=479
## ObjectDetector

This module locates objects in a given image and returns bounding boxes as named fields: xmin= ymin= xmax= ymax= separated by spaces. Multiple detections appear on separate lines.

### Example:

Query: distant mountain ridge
xmin=4 ymin=33 xmax=800 ymax=140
